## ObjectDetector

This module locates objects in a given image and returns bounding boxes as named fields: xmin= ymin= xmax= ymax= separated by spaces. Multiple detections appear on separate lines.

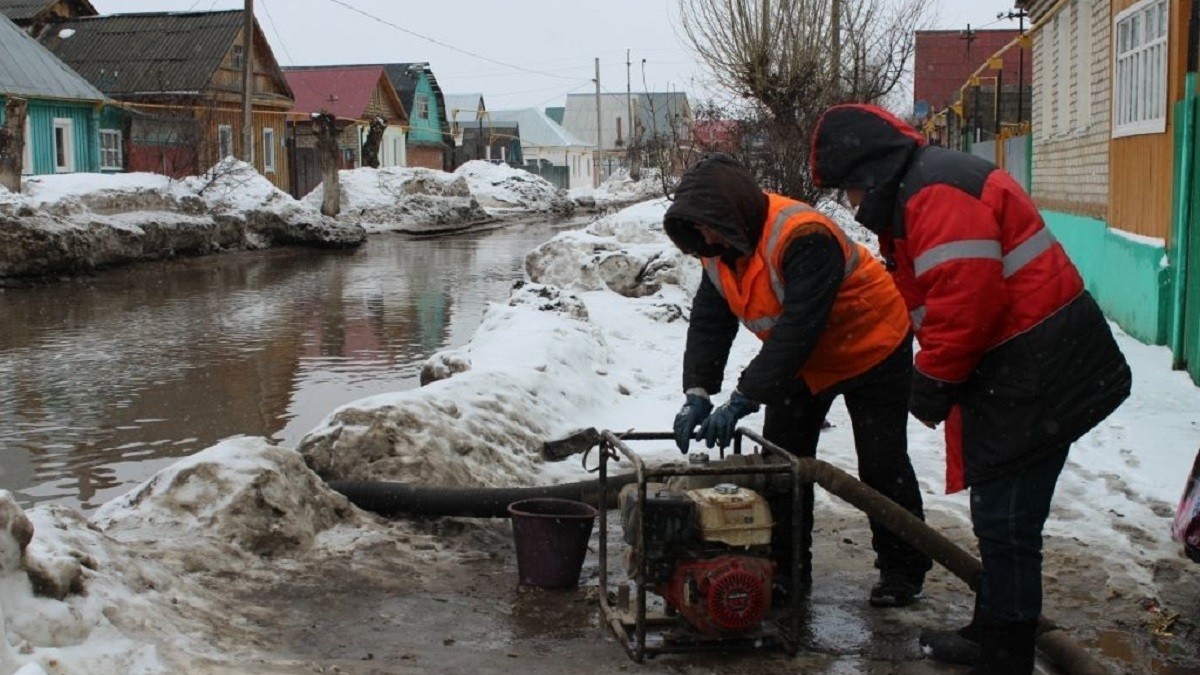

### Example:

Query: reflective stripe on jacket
xmin=701 ymin=193 xmax=910 ymax=393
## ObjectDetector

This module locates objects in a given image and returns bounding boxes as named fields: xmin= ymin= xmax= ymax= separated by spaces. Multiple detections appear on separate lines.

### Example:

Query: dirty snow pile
xmin=302 ymin=166 xmax=490 ymax=234
xmin=1 ymin=198 xmax=1198 ymax=671
xmin=569 ymin=167 xmax=667 ymax=209
xmin=0 ymin=160 xmax=364 ymax=278
xmin=453 ymin=160 xmax=575 ymax=216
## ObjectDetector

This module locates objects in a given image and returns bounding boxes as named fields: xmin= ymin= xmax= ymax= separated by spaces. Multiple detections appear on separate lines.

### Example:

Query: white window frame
xmin=52 ymin=118 xmax=74 ymax=173
xmin=1055 ymin=8 xmax=1071 ymax=134
xmin=218 ymin=124 xmax=234 ymax=159
xmin=1113 ymin=0 xmax=1169 ymax=138
xmin=1076 ymin=0 xmax=1093 ymax=131
xmin=262 ymin=127 xmax=276 ymax=173
xmin=99 ymin=129 xmax=122 ymax=171
xmin=21 ymin=117 xmax=32 ymax=175
xmin=414 ymin=94 xmax=430 ymax=120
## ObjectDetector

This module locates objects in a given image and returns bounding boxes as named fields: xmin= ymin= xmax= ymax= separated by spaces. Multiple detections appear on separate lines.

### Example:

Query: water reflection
xmin=0 ymin=219 xmax=577 ymax=511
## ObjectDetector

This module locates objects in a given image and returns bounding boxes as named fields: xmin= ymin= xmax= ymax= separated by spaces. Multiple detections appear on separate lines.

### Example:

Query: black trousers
xmin=763 ymin=335 xmax=932 ymax=584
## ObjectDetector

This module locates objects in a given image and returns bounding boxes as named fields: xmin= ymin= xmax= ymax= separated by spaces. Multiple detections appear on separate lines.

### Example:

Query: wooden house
xmin=1021 ymin=0 xmax=1200 ymax=382
xmin=39 ymin=10 xmax=295 ymax=191
xmin=380 ymin=63 xmax=451 ymax=171
xmin=0 ymin=0 xmax=95 ymax=35
xmin=283 ymin=65 xmax=409 ymax=199
xmin=0 ymin=12 xmax=105 ymax=176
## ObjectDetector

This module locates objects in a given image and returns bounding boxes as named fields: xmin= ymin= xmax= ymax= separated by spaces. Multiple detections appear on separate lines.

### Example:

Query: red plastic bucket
xmin=507 ymin=498 xmax=598 ymax=588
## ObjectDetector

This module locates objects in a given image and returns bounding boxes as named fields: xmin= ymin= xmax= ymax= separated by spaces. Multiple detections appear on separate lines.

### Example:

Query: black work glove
xmin=697 ymin=391 xmax=759 ymax=449
xmin=673 ymin=392 xmax=714 ymax=453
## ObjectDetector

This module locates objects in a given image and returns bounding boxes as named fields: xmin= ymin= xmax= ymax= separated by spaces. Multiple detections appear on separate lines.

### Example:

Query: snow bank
xmin=453 ymin=160 xmax=574 ymax=215
xmin=0 ymin=162 xmax=364 ymax=278
xmin=302 ymin=166 xmax=489 ymax=234
xmin=569 ymin=167 xmax=666 ymax=209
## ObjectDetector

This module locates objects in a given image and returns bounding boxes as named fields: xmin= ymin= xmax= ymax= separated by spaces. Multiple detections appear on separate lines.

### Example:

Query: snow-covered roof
xmin=486 ymin=108 xmax=592 ymax=149
xmin=0 ymin=12 xmax=104 ymax=102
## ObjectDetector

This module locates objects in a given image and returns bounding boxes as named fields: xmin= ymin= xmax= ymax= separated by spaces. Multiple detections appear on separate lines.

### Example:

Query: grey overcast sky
xmin=88 ymin=0 xmax=1023 ymax=111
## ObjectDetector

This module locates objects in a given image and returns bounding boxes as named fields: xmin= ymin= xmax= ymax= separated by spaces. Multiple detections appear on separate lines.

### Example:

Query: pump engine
xmin=619 ymin=481 xmax=775 ymax=636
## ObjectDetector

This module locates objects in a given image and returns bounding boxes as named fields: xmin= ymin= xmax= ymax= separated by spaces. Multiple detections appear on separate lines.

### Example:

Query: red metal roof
xmin=914 ymin=29 xmax=1032 ymax=114
xmin=284 ymin=65 xmax=393 ymax=120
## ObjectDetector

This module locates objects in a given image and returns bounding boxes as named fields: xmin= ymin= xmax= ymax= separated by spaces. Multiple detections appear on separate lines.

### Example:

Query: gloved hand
xmin=697 ymin=391 xmax=759 ymax=449
xmin=673 ymin=392 xmax=714 ymax=453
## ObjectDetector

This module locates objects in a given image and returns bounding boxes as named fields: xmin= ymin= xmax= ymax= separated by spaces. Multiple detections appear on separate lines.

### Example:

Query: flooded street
xmin=0 ymin=218 xmax=581 ymax=512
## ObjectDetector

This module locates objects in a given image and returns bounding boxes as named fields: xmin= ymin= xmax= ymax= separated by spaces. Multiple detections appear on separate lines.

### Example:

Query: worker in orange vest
xmin=666 ymin=154 xmax=931 ymax=607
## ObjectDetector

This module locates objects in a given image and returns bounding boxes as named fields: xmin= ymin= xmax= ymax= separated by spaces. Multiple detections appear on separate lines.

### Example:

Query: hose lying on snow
xmin=328 ymin=472 xmax=638 ymax=519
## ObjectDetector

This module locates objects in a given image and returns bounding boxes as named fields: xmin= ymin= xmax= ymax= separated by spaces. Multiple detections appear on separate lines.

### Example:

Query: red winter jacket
xmin=810 ymin=104 xmax=1130 ymax=491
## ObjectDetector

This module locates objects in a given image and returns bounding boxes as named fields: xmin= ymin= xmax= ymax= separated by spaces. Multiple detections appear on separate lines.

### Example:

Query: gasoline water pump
xmin=619 ymin=481 xmax=775 ymax=636
xmin=595 ymin=430 xmax=803 ymax=662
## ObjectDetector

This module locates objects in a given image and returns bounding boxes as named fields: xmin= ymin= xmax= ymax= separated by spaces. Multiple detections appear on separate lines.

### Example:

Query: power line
xmin=322 ymin=0 xmax=583 ymax=81
xmin=259 ymin=0 xmax=294 ymax=65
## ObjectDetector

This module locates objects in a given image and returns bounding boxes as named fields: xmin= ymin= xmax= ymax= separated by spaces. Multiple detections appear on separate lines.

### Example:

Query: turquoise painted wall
xmin=1042 ymin=210 xmax=1172 ymax=345
xmin=408 ymin=74 xmax=443 ymax=145
xmin=1 ymin=96 xmax=100 ymax=174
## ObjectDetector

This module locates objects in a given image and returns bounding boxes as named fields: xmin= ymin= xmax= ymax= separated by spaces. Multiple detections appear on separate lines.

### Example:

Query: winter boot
xmin=868 ymin=569 xmax=923 ymax=607
xmin=967 ymin=620 xmax=1038 ymax=675
xmin=920 ymin=596 xmax=984 ymax=664
xmin=919 ymin=623 xmax=983 ymax=665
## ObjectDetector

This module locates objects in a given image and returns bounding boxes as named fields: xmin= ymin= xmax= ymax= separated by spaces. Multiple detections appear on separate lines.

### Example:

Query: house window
xmin=21 ymin=118 xmax=32 ymax=175
xmin=262 ymin=127 xmax=276 ymax=172
xmin=218 ymin=124 xmax=233 ymax=159
xmin=232 ymin=45 xmax=244 ymax=70
xmin=99 ymin=129 xmax=122 ymax=170
xmin=1114 ymin=0 xmax=1169 ymax=137
xmin=414 ymin=94 xmax=430 ymax=120
xmin=52 ymin=118 xmax=74 ymax=173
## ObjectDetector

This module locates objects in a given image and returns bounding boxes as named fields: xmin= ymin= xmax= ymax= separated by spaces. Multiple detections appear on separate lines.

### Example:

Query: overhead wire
xmin=259 ymin=0 xmax=294 ymax=65
xmin=321 ymin=0 xmax=585 ymax=82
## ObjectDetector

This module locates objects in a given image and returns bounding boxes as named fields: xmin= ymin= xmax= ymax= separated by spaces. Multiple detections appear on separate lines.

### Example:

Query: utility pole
xmin=626 ymin=49 xmax=633 ymax=151
xmin=594 ymin=57 xmax=602 ymax=188
xmin=1002 ymin=8 xmax=1030 ymax=125
xmin=242 ymin=0 xmax=254 ymax=164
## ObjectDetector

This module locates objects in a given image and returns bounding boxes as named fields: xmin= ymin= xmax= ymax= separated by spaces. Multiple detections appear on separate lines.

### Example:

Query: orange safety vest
xmin=702 ymin=193 xmax=910 ymax=393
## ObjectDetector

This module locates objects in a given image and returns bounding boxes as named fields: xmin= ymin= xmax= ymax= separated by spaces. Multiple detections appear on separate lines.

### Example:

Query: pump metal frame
xmin=596 ymin=428 xmax=805 ymax=662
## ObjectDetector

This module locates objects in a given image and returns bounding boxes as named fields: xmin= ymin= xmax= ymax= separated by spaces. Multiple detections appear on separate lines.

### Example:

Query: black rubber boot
xmin=967 ymin=620 xmax=1038 ymax=675
xmin=919 ymin=623 xmax=983 ymax=665
xmin=920 ymin=596 xmax=983 ymax=664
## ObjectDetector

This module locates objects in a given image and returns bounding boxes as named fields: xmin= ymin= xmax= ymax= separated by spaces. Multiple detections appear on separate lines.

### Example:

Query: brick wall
xmin=1029 ymin=0 xmax=1110 ymax=218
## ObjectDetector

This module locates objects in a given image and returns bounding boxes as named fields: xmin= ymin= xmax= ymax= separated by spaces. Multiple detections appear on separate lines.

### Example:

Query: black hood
xmin=809 ymin=104 xmax=925 ymax=235
xmin=663 ymin=154 xmax=768 ymax=259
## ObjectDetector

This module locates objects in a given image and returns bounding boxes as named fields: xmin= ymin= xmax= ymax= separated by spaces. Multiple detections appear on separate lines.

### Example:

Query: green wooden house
xmin=382 ymin=63 xmax=450 ymax=170
xmin=0 ymin=12 xmax=106 ymax=176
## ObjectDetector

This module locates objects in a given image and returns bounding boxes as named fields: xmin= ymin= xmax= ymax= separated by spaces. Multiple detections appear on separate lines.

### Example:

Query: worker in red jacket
xmin=810 ymin=104 xmax=1131 ymax=674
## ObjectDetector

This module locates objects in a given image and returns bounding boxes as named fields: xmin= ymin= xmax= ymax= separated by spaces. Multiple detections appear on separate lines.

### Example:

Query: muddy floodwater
xmin=0 ymin=218 xmax=581 ymax=512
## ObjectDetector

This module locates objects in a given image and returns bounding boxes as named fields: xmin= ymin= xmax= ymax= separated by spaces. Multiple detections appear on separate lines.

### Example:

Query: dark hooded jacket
xmin=663 ymin=154 xmax=846 ymax=404
xmin=810 ymin=104 xmax=1131 ymax=490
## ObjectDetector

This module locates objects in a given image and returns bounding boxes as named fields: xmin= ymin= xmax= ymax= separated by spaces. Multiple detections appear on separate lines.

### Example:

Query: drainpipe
xmin=1171 ymin=1 xmax=1199 ymax=368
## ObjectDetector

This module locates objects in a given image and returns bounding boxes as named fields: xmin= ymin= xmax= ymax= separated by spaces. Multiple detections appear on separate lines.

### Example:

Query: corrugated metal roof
xmin=0 ymin=0 xmax=96 ymax=22
xmin=38 ymin=11 xmax=245 ymax=96
xmin=0 ymin=13 xmax=103 ymax=101
xmin=563 ymin=92 xmax=691 ymax=150
xmin=487 ymin=108 xmax=591 ymax=149
xmin=0 ymin=0 xmax=51 ymax=21
xmin=284 ymin=66 xmax=401 ymax=120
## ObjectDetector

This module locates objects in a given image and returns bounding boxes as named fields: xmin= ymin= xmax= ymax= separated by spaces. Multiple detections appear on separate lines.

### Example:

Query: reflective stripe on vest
xmin=912 ymin=228 xmax=1058 ymax=280
xmin=703 ymin=205 xmax=865 ymax=334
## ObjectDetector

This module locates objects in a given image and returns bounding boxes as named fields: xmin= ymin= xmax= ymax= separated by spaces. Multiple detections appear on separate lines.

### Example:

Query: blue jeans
xmin=970 ymin=446 xmax=1069 ymax=623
